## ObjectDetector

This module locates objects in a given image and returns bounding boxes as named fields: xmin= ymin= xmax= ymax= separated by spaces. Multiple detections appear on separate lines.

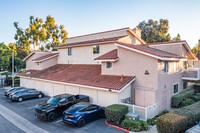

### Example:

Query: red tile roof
xmin=32 ymin=53 xmax=58 ymax=62
xmin=116 ymin=41 xmax=187 ymax=59
xmin=17 ymin=64 xmax=135 ymax=91
xmin=95 ymin=49 xmax=118 ymax=61
xmin=56 ymin=35 xmax=126 ymax=48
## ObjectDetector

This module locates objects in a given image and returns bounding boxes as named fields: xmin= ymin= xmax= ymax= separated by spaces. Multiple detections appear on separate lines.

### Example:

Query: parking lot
xmin=0 ymin=89 xmax=123 ymax=133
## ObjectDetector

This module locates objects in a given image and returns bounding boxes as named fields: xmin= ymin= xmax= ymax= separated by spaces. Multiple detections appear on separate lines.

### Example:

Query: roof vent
xmin=26 ymin=72 xmax=31 ymax=75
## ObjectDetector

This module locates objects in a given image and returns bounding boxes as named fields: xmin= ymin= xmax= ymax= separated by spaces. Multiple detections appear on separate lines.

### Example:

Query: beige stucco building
xmin=18 ymin=27 xmax=197 ymax=120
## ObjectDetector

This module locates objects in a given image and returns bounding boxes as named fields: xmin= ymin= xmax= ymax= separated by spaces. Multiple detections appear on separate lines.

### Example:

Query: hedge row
xmin=193 ymin=83 xmax=200 ymax=93
xmin=121 ymin=119 xmax=149 ymax=132
xmin=156 ymin=113 xmax=188 ymax=133
xmin=172 ymin=101 xmax=200 ymax=127
xmin=171 ymin=89 xmax=195 ymax=108
xmin=105 ymin=104 xmax=128 ymax=125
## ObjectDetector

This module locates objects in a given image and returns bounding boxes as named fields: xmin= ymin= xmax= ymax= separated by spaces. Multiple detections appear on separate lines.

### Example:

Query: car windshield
xmin=47 ymin=97 xmax=61 ymax=105
xmin=67 ymin=105 xmax=84 ymax=114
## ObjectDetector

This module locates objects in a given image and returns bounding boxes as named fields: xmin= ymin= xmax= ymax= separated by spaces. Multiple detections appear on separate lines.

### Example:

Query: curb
xmin=105 ymin=120 xmax=130 ymax=133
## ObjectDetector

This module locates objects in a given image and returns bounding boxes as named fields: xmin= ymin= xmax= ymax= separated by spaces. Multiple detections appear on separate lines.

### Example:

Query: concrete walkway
xmin=130 ymin=125 xmax=157 ymax=133
xmin=0 ymin=104 xmax=49 ymax=133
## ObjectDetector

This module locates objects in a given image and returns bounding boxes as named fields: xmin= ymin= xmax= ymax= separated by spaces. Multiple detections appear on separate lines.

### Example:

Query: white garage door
xmin=20 ymin=78 xmax=26 ymax=87
xmin=53 ymin=83 xmax=66 ymax=96
xmin=43 ymin=82 xmax=53 ymax=96
xmin=80 ymin=88 xmax=98 ymax=104
xmin=36 ymin=81 xmax=44 ymax=92
xmin=66 ymin=85 xmax=79 ymax=95
xmin=98 ymin=91 xmax=118 ymax=107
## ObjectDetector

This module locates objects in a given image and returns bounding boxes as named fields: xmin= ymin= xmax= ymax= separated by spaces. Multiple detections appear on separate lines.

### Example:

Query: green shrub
xmin=191 ymin=95 xmax=200 ymax=102
xmin=147 ymin=110 xmax=169 ymax=125
xmin=173 ymin=101 xmax=200 ymax=127
xmin=156 ymin=113 xmax=188 ymax=133
xmin=180 ymin=98 xmax=195 ymax=107
xmin=147 ymin=118 xmax=156 ymax=125
xmin=193 ymin=84 xmax=200 ymax=93
xmin=120 ymin=119 xmax=149 ymax=132
xmin=105 ymin=104 xmax=128 ymax=125
xmin=171 ymin=89 xmax=195 ymax=108
xmin=17 ymin=70 xmax=25 ymax=73
xmin=14 ymin=78 xmax=20 ymax=87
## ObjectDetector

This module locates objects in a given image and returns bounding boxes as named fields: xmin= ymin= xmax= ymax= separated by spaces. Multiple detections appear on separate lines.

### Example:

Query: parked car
xmin=9 ymin=89 xmax=44 ymax=102
xmin=62 ymin=102 xmax=105 ymax=127
xmin=4 ymin=87 xmax=26 ymax=97
xmin=35 ymin=94 xmax=89 ymax=122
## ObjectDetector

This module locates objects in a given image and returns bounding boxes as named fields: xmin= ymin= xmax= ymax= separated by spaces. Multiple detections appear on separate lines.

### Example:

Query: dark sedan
xmin=4 ymin=87 xmax=26 ymax=97
xmin=9 ymin=89 xmax=44 ymax=102
xmin=62 ymin=102 xmax=105 ymax=127
xmin=35 ymin=94 xmax=89 ymax=122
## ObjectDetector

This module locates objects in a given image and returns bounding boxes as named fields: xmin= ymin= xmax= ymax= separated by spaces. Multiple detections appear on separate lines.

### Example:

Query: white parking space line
xmin=56 ymin=119 xmax=62 ymax=123
xmin=0 ymin=104 xmax=49 ymax=133
xmin=28 ymin=106 xmax=36 ymax=109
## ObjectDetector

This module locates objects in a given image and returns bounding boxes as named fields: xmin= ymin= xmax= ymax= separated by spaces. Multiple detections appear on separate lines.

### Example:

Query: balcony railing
xmin=182 ymin=69 xmax=200 ymax=81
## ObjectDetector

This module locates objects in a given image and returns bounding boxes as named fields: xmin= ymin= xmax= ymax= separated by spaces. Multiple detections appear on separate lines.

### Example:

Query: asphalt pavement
xmin=0 ymin=89 xmax=123 ymax=133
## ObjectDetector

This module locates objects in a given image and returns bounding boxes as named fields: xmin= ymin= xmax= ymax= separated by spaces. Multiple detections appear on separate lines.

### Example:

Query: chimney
xmin=120 ymin=75 xmax=124 ymax=81
xmin=132 ymin=28 xmax=142 ymax=38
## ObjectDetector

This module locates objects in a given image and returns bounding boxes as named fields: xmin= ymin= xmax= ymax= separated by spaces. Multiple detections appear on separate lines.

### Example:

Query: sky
xmin=0 ymin=0 xmax=200 ymax=48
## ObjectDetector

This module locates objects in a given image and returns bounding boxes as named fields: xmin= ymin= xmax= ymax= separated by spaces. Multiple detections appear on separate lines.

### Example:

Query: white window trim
xmin=173 ymin=83 xmax=179 ymax=95
xmin=105 ymin=62 xmax=113 ymax=70
xmin=161 ymin=61 xmax=169 ymax=74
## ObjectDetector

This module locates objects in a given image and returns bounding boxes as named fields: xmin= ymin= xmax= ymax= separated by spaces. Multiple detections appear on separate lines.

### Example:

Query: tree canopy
xmin=137 ymin=19 xmax=171 ymax=43
xmin=0 ymin=42 xmax=25 ymax=71
xmin=192 ymin=39 xmax=200 ymax=56
xmin=14 ymin=15 xmax=68 ymax=51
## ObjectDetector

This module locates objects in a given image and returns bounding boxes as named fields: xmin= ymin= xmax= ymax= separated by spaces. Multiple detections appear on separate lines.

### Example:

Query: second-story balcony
xmin=182 ymin=69 xmax=200 ymax=81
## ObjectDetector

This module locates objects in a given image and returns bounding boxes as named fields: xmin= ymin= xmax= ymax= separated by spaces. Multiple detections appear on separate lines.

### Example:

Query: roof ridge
xmin=56 ymin=35 xmax=126 ymax=48
xmin=115 ymin=41 xmax=186 ymax=59
xmin=143 ymin=40 xmax=187 ymax=45
xmin=66 ymin=27 xmax=129 ymax=40
xmin=32 ymin=53 xmax=58 ymax=62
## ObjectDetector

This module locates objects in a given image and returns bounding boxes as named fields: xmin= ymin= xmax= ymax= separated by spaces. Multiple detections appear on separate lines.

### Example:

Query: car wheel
xmin=18 ymin=97 xmax=23 ymax=102
xmin=38 ymin=94 xmax=42 ymax=98
xmin=47 ymin=112 xmax=57 ymax=122
xmin=78 ymin=118 xmax=86 ymax=127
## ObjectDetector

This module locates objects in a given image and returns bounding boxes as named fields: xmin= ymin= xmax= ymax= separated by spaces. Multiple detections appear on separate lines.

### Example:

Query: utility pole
xmin=12 ymin=51 xmax=14 ymax=87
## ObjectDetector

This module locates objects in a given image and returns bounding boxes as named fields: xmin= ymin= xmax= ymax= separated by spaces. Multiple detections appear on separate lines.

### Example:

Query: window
xmin=37 ymin=62 xmax=40 ymax=67
xmin=27 ymin=90 xmax=35 ymax=93
xmin=93 ymin=45 xmax=99 ymax=54
xmin=174 ymin=62 xmax=179 ymax=72
xmin=162 ymin=61 xmax=168 ymax=73
xmin=80 ymin=105 xmax=98 ymax=112
xmin=183 ymin=81 xmax=188 ymax=89
xmin=68 ymin=47 xmax=72 ymax=56
xmin=173 ymin=84 xmax=179 ymax=94
xmin=106 ymin=62 xmax=112 ymax=69
xmin=59 ymin=98 xmax=66 ymax=104
xmin=67 ymin=96 xmax=74 ymax=101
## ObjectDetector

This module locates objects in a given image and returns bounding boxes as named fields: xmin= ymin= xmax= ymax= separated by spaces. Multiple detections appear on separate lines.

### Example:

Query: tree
xmin=14 ymin=15 xmax=68 ymax=51
xmin=172 ymin=34 xmax=181 ymax=41
xmin=0 ymin=42 xmax=25 ymax=71
xmin=137 ymin=19 xmax=171 ymax=43
xmin=0 ymin=42 xmax=12 ymax=71
xmin=192 ymin=39 xmax=200 ymax=56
